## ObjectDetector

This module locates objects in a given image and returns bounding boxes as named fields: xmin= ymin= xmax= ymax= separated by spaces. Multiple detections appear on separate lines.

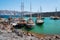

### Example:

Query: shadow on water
xmin=13 ymin=24 xmax=33 ymax=31
xmin=41 ymin=18 xmax=45 ymax=20
xmin=36 ymin=23 xmax=44 ymax=27
xmin=24 ymin=27 xmax=33 ymax=31
xmin=13 ymin=25 xmax=24 ymax=29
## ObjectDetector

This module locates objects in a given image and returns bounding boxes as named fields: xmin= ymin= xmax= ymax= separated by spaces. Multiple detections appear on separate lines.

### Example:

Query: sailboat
xmin=36 ymin=6 xmax=44 ymax=25
xmin=36 ymin=16 xmax=44 ymax=25
xmin=51 ymin=8 xmax=60 ymax=20
xmin=11 ymin=0 xmax=27 ymax=28
xmin=40 ymin=6 xmax=44 ymax=19
xmin=19 ymin=0 xmax=27 ymax=27
xmin=10 ymin=11 xmax=18 ymax=26
xmin=26 ymin=1 xmax=35 ymax=28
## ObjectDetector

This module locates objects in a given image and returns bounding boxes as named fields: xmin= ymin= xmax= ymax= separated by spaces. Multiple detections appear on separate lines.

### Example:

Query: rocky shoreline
xmin=0 ymin=23 xmax=60 ymax=40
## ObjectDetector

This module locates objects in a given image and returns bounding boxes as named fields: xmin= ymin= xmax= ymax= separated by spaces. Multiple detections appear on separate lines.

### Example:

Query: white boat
xmin=36 ymin=19 xmax=44 ymax=24
xmin=10 ymin=18 xmax=19 ymax=26
xmin=50 ymin=8 xmax=60 ymax=20
xmin=36 ymin=16 xmax=44 ymax=25
xmin=10 ymin=22 xmax=17 ymax=26
xmin=50 ymin=16 xmax=60 ymax=20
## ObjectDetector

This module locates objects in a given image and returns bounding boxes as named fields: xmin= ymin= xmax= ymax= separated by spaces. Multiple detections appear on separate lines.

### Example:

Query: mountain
xmin=0 ymin=10 xmax=30 ymax=16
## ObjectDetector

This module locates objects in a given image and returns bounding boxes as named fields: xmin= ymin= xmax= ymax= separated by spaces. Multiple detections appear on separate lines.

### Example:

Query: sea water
xmin=0 ymin=15 xmax=60 ymax=35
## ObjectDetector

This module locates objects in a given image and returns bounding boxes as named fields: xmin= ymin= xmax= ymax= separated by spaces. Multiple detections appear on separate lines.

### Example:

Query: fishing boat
xmin=26 ymin=1 xmax=35 ymax=28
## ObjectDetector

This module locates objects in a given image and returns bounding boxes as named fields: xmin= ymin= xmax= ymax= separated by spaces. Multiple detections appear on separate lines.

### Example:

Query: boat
xmin=19 ymin=18 xmax=27 ymax=27
xmin=10 ymin=18 xmax=27 ymax=28
xmin=26 ymin=1 xmax=35 ymax=28
xmin=36 ymin=16 xmax=44 ymax=25
xmin=50 ymin=16 xmax=60 ymax=20
xmin=36 ymin=8 xmax=44 ymax=25
xmin=10 ymin=21 xmax=17 ymax=26
xmin=19 ymin=1 xmax=27 ymax=27
xmin=13 ymin=1 xmax=27 ymax=28
xmin=27 ymin=18 xmax=35 ymax=28
xmin=50 ymin=8 xmax=60 ymax=20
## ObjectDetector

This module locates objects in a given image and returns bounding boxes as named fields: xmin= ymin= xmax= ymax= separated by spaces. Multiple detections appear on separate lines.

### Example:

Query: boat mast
xmin=55 ymin=7 xmax=57 ymax=16
xmin=40 ymin=6 xmax=42 ymax=12
xmin=30 ymin=0 xmax=32 ymax=18
xmin=37 ymin=9 xmax=39 ymax=17
xmin=9 ymin=11 xmax=12 ymax=18
xmin=14 ymin=10 xmax=15 ymax=19
xmin=40 ymin=6 xmax=42 ymax=17
xmin=55 ymin=7 xmax=57 ymax=12
xmin=21 ymin=0 xmax=24 ymax=18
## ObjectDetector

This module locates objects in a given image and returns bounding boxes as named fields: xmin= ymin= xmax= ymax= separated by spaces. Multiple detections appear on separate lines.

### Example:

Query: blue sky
xmin=0 ymin=0 xmax=60 ymax=12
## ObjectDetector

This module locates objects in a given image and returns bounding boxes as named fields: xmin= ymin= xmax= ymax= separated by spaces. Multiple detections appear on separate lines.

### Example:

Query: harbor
xmin=0 ymin=0 xmax=60 ymax=40
xmin=0 ymin=17 xmax=60 ymax=40
xmin=0 ymin=17 xmax=60 ymax=34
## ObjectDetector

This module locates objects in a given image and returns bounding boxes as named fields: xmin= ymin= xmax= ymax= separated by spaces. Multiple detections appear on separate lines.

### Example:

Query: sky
xmin=0 ymin=0 xmax=60 ymax=12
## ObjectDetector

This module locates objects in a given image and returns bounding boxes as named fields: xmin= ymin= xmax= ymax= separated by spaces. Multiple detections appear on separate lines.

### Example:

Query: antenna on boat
xmin=21 ymin=0 xmax=24 ymax=18
xmin=30 ymin=0 xmax=32 ymax=18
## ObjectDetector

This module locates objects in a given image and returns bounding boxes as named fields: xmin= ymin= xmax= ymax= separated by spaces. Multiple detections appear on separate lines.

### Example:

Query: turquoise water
xmin=24 ymin=17 xmax=60 ymax=35
xmin=1 ymin=15 xmax=60 ymax=35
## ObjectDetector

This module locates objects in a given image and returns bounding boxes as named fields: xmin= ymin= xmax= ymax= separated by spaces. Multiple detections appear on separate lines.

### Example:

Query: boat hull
xmin=35 ymin=19 xmax=44 ymax=25
xmin=50 ymin=16 xmax=60 ymax=20
xmin=13 ymin=23 xmax=27 ymax=29
xmin=51 ymin=18 xmax=59 ymax=20
xmin=26 ymin=24 xmax=35 ymax=29
xmin=36 ymin=22 xmax=44 ymax=25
